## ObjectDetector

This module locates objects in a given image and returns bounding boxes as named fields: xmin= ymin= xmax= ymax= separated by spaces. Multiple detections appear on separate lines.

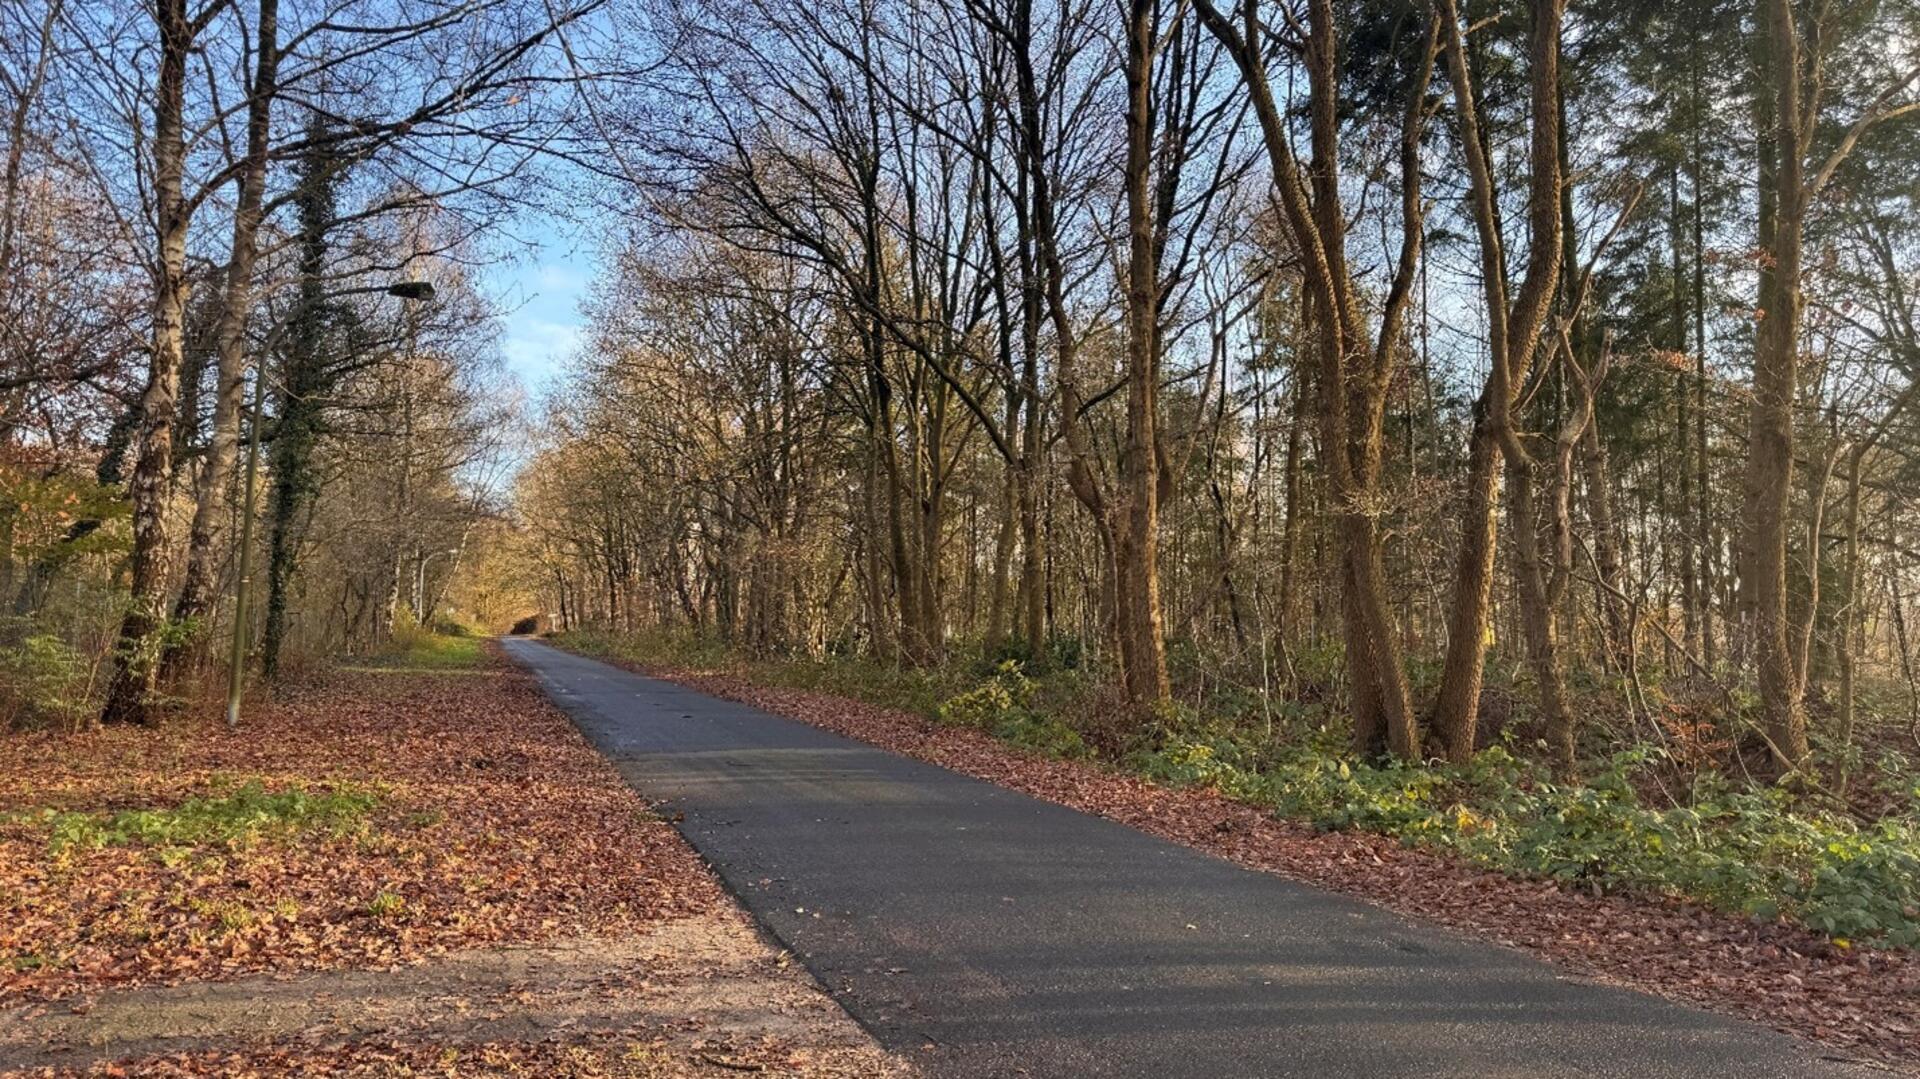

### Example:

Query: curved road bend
xmin=503 ymin=638 xmax=1876 ymax=1079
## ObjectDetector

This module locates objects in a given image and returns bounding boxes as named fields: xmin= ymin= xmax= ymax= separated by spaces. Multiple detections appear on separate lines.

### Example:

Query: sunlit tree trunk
xmin=101 ymin=0 xmax=194 ymax=726
xmin=1428 ymin=0 xmax=1565 ymax=762
xmin=1746 ymin=0 xmax=1806 ymax=770
xmin=1194 ymin=0 xmax=1431 ymax=758
xmin=163 ymin=0 xmax=280 ymax=684
xmin=1114 ymin=0 xmax=1169 ymax=708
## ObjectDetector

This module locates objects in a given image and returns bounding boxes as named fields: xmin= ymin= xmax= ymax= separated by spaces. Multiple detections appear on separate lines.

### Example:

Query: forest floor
xmin=564 ymin=644 xmax=1920 ymax=1074
xmin=0 ymin=641 xmax=905 ymax=1078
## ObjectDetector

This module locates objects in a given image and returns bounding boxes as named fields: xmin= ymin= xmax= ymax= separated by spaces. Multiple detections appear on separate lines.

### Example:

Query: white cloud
xmin=502 ymin=317 xmax=583 ymax=389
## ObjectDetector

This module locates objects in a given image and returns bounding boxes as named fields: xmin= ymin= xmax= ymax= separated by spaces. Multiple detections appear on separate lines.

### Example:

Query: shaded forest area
xmin=6 ymin=0 xmax=1920 ymax=960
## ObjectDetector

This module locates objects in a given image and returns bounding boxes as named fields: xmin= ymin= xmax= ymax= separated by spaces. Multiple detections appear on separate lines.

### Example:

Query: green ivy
xmin=1136 ymin=737 xmax=1920 ymax=947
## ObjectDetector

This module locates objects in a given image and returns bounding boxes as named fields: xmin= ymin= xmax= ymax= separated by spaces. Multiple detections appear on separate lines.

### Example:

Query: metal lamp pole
xmin=415 ymin=547 xmax=459 ymax=624
xmin=224 ymin=367 xmax=268 ymax=730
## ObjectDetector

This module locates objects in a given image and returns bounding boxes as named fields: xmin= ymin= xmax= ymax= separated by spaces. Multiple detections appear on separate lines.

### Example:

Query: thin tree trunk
xmin=1508 ymin=452 xmax=1577 ymax=773
xmin=1672 ymin=166 xmax=1700 ymax=656
xmin=1428 ymin=0 xmax=1566 ymax=761
xmin=1116 ymin=0 xmax=1169 ymax=709
xmin=1275 ymin=356 xmax=1305 ymax=673
xmin=1690 ymin=34 xmax=1716 ymax=671
xmin=984 ymin=350 xmax=1022 ymax=650
xmin=1837 ymin=451 xmax=1861 ymax=789
xmin=1192 ymin=0 xmax=1432 ymax=759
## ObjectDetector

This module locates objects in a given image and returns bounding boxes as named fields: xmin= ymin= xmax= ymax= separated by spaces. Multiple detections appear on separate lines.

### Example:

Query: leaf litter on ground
xmin=0 ymin=645 xmax=909 ymax=1078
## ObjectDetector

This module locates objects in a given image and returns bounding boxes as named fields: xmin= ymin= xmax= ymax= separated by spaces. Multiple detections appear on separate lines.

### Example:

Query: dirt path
xmin=1 ymin=915 xmax=895 ymax=1077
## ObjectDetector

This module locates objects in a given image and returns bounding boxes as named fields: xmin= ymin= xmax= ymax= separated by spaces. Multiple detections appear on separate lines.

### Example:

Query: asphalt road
xmin=503 ymin=638 xmax=1877 ymax=1079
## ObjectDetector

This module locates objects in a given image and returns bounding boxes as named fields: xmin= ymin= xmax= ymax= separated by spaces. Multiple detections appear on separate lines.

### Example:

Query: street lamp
xmin=225 ymin=279 xmax=434 ymax=729
xmin=385 ymin=281 xmax=436 ymax=302
xmin=415 ymin=547 xmax=459 ymax=625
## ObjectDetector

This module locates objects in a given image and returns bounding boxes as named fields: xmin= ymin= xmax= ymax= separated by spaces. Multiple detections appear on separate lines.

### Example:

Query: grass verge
xmin=349 ymin=629 xmax=487 ymax=672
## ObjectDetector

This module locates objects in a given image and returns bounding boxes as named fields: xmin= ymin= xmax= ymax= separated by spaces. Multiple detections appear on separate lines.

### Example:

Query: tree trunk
xmin=261 ymin=129 xmax=339 ymax=680
xmin=1432 ymin=421 xmax=1501 ymax=758
xmin=861 ymin=443 xmax=894 ymax=660
xmin=1192 ymin=0 xmax=1432 ymax=759
xmin=100 ymin=0 xmax=194 ymax=726
xmin=1671 ymin=166 xmax=1700 ymax=657
xmin=1117 ymin=0 xmax=1169 ymax=709
xmin=1745 ymin=0 xmax=1808 ymax=771
xmin=1837 ymin=451 xmax=1861 ymax=789
xmin=1509 ymin=451 xmax=1577 ymax=774
xmin=1275 ymin=358 xmax=1305 ymax=673
xmin=162 ymin=0 xmax=280 ymax=684
xmin=1428 ymin=0 xmax=1565 ymax=762
xmin=984 ymin=391 xmax=1021 ymax=650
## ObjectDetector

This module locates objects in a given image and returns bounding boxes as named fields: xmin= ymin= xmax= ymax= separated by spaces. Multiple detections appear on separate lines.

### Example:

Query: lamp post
xmin=223 ymin=367 xmax=268 ymax=730
xmin=386 ymin=281 xmax=435 ymax=302
xmin=225 ymin=280 xmax=434 ymax=728
xmin=415 ymin=547 xmax=459 ymax=625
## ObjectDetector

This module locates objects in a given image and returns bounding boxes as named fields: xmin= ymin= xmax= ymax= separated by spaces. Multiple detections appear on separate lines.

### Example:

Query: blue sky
xmin=488 ymin=229 xmax=595 ymax=396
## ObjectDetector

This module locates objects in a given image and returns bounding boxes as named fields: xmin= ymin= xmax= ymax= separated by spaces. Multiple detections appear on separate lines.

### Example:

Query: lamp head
xmin=386 ymin=281 xmax=436 ymax=302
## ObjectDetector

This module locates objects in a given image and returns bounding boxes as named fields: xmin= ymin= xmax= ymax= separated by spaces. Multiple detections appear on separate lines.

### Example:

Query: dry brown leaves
xmin=641 ymin=663 xmax=1920 ymax=1073
xmin=5 ymin=1035 xmax=891 ymax=1078
xmin=0 ymin=651 xmax=725 ymax=1004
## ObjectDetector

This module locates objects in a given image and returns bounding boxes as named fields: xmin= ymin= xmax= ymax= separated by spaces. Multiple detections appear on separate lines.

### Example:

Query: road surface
xmin=503 ymin=638 xmax=1874 ymax=1079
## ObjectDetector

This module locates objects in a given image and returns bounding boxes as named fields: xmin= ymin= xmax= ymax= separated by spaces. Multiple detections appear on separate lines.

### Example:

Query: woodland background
xmin=6 ymin=0 xmax=1920 ymax=949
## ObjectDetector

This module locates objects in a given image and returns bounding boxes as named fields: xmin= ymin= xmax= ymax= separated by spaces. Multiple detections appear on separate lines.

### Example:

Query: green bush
xmin=1791 ymin=821 xmax=1920 ymax=946
xmin=560 ymin=627 xmax=734 ymax=671
xmin=362 ymin=628 xmax=483 ymax=670
xmin=939 ymin=661 xmax=1089 ymax=758
xmin=1136 ymin=738 xmax=1920 ymax=948
xmin=993 ymin=709 xmax=1090 ymax=758
xmin=939 ymin=660 xmax=1029 ymax=726
xmin=0 ymin=632 xmax=95 ymax=731
xmin=429 ymin=616 xmax=478 ymax=638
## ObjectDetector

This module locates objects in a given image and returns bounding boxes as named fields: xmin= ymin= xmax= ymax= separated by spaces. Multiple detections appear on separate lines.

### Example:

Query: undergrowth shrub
xmin=0 ymin=631 xmax=95 ymax=731
xmin=563 ymin=629 xmax=1920 ymax=947
xmin=1139 ymin=737 xmax=1920 ymax=947
xmin=366 ymin=627 xmax=484 ymax=670
xmin=939 ymin=661 xmax=1088 ymax=758
xmin=560 ymin=627 xmax=733 ymax=671
xmin=773 ymin=654 xmax=958 ymax=718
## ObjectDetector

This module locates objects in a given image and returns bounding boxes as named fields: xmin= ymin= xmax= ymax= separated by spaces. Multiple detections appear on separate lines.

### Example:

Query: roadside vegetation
xmin=350 ymin=624 xmax=490 ymax=672
xmin=564 ymin=628 xmax=1920 ymax=951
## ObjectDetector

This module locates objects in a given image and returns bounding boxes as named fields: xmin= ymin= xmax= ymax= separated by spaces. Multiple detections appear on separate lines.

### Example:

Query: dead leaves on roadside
xmin=0 ymin=652 xmax=725 ymax=1003
xmin=5 ymin=1036 xmax=892 ymax=1078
